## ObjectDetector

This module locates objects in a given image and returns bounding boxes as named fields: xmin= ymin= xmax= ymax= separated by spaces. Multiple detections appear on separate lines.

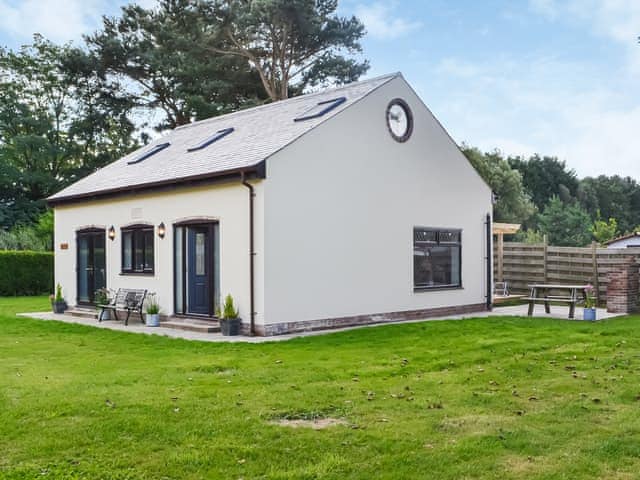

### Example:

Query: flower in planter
xmin=584 ymin=284 xmax=596 ymax=309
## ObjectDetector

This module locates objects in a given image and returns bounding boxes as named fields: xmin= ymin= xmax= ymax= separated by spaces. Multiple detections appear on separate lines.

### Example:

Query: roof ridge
xmin=174 ymin=72 xmax=400 ymax=132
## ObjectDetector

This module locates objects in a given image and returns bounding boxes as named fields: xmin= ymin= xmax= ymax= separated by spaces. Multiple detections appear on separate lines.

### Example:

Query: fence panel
xmin=495 ymin=240 xmax=640 ymax=300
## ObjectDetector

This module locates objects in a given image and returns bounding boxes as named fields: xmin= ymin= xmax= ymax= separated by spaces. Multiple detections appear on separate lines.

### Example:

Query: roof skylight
xmin=294 ymin=97 xmax=347 ymax=122
xmin=187 ymin=128 xmax=235 ymax=152
xmin=127 ymin=142 xmax=171 ymax=165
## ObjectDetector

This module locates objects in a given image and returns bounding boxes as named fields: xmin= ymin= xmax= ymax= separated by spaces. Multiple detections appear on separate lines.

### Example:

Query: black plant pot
xmin=52 ymin=301 xmax=66 ymax=314
xmin=220 ymin=318 xmax=241 ymax=336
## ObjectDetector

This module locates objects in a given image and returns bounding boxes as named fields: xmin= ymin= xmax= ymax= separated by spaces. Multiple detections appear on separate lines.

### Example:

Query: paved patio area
xmin=19 ymin=304 xmax=624 ymax=343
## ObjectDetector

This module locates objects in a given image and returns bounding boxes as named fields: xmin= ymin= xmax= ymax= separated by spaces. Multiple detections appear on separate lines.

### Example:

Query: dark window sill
xmin=414 ymin=285 xmax=463 ymax=293
xmin=120 ymin=271 xmax=155 ymax=276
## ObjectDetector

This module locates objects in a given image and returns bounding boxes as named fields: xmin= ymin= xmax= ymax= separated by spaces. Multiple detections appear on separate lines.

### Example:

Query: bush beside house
xmin=0 ymin=251 xmax=53 ymax=296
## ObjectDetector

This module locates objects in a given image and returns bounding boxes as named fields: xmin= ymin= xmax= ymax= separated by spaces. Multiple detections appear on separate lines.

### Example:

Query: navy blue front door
xmin=187 ymin=226 xmax=210 ymax=315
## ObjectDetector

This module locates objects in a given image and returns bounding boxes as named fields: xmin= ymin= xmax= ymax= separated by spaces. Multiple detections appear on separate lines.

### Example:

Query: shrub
xmin=145 ymin=293 xmax=161 ymax=314
xmin=221 ymin=294 xmax=239 ymax=319
xmin=0 ymin=251 xmax=53 ymax=296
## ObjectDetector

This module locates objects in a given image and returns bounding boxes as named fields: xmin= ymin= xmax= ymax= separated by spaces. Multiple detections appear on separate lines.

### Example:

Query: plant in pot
xmin=95 ymin=288 xmax=113 ymax=321
xmin=145 ymin=294 xmax=161 ymax=327
xmin=51 ymin=283 xmax=66 ymax=314
xmin=584 ymin=284 xmax=596 ymax=321
xmin=218 ymin=294 xmax=241 ymax=336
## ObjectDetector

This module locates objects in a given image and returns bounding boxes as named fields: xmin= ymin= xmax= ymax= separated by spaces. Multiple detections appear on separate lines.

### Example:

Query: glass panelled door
xmin=174 ymin=222 xmax=219 ymax=317
xmin=77 ymin=230 xmax=106 ymax=305
xmin=187 ymin=226 xmax=210 ymax=315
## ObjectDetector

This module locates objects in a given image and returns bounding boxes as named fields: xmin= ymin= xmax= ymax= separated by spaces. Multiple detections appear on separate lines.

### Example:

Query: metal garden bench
xmin=98 ymin=288 xmax=147 ymax=326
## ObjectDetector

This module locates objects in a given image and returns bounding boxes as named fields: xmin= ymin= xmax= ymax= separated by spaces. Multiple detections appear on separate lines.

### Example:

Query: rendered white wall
xmin=263 ymin=76 xmax=493 ymax=325
xmin=53 ymin=181 xmax=264 ymax=325
xmin=606 ymin=236 xmax=640 ymax=249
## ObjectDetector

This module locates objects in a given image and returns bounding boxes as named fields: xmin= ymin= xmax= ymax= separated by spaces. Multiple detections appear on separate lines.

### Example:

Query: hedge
xmin=0 ymin=251 xmax=54 ymax=296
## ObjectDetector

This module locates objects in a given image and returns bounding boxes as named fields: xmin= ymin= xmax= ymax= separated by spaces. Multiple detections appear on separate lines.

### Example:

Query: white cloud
xmin=0 ymin=0 xmax=105 ymax=44
xmin=0 ymin=0 xmax=157 ymax=45
xmin=425 ymin=53 xmax=640 ymax=179
xmin=355 ymin=2 xmax=422 ymax=40
xmin=529 ymin=0 xmax=640 ymax=45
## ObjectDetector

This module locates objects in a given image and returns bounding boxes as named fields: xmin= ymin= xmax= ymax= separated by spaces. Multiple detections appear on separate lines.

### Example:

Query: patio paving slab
xmin=19 ymin=304 xmax=624 ymax=343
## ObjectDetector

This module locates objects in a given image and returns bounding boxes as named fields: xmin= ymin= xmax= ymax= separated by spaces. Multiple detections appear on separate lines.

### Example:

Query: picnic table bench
xmin=98 ymin=288 xmax=147 ymax=326
xmin=525 ymin=284 xmax=589 ymax=319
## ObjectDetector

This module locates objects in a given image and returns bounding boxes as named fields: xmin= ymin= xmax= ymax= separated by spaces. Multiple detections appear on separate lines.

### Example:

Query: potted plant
xmin=95 ymin=288 xmax=113 ymax=320
xmin=145 ymin=294 xmax=161 ymax=327
xmin=584 ymin=284 xmax=596 ymax=321
xmin=218 ymin=294 xmax=241 ymax=336
xmin=51 ymin=283 xmax=66 ymax=314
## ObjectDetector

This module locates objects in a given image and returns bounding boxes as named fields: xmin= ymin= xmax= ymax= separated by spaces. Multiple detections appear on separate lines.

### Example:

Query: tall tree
xmin=577 ymin=175 xmax=640 ymax=235
xmin=538 ymin=196 xmax=592 ymax=247
xmin=85 ymin=0 xmax=266 ymax=129
xmin=509 ymin=155 xmax=579 ymax=212
xmin=203 ymin=0 xmax=369 ymax=101
xmin=591 ymin=212 xmax=618 ymax=245
xmin=0 ymin=35 xmax=138 ymax=228
xmin=463 ymin=147 xmax=536 ymax=224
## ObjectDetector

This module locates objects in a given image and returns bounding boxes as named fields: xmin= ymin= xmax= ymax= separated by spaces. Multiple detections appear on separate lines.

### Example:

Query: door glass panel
xmin=175 ymin=226 xmax=184 ymax=314
xmin=93 ymin=234 xmax=106 ymax=294
xmin=196 ymin=232 xmax=205 ymax=276
xmin=77 ymin=236 xmax=90 ymax=303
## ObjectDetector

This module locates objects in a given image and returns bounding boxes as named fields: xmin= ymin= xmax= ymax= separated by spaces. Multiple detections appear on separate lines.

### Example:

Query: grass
xmin=2 ymin=297 xmax=640 ymax=479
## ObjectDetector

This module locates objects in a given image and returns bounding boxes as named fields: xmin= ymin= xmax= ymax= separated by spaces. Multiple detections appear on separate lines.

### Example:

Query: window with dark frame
xmin=187 ymin=128 xmax=234 ymax=152
xmin=121 ymin=225 xmax=154 ymax=274
xmin=127 ymin=142 xmax=170 ymax=165
xmin=293 ymin=97 xmax=347 ymax=122
xmin=413 ymin=228 xmax=461 ymax=290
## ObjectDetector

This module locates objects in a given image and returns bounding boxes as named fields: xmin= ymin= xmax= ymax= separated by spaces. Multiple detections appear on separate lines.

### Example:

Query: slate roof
xmin=48 ymin=73 xmax=399 ymax=204
xmin=604 ymin=232 xmax=640 ymax=245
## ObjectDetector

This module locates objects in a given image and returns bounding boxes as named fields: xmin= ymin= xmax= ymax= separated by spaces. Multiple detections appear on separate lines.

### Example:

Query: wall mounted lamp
xmin=108 ymin=225 xmax=116 ymax=241
xmin=158 ymin=222 xmax=166 ymax=239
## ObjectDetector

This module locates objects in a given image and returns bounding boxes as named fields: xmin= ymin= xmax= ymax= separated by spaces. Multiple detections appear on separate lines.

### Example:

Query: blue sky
xmin=1 ymin=0 xmax=639 ymax=178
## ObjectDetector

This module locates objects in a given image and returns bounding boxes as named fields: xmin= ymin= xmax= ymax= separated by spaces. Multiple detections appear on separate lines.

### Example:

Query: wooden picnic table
xmin=526 ymin=284 xmax=589 ymax=319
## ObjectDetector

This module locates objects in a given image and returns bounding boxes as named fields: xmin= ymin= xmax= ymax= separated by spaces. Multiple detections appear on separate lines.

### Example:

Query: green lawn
xmin=2 ymin=297 xmax=640 ymax=479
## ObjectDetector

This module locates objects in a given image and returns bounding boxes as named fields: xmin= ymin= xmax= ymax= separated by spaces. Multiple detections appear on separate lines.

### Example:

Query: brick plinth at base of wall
xmin=241 ymin=303 xmax=488 ymax=336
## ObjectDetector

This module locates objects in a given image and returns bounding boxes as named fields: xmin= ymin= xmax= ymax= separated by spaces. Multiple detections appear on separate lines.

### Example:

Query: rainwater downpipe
xmin=241 ymin=171 xmax=256 ymax=336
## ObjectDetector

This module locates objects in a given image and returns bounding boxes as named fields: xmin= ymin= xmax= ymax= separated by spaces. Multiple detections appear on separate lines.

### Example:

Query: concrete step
xmin=67 ymin=308 xmax=98 ymax=319
xmin=162 ymin=317 xmax=220 ymax=333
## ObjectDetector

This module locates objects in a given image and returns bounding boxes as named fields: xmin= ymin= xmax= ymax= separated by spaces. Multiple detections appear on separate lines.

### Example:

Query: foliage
xmin=0 ymin=210 xmax=54 ymax=251
xmin=94 ymin=287 xmax=112 ymax=306
xmin=0 ymin=36 xmax=139 ymax=228
xmin=221 ymin=294 xmax=239 ymax=319
xmin=538 ymin=196 xmax=592 ymax=247
xmin=513 ymin=228 xmax=545 ymax=244
xmin=578 ymin=175 xmax=640 ymax=235
xmin=4 ymin=296 xmax=640 ymax=478
xmin=591 ymin=211 xmax=618 ymax=245
xmin=54 ymin=283 xmax=64 ymax=302
xmin=509 ymin=154 xmax=580 ymax=212
xmin=584 ymin=284 xmax=596 ymax=309
xmin=204 ymin=0 xmax=369 ymax=101
xmin=85 ymin=0 xmax=266 ymax=130
xmin=145 ymin=293 xmax=161 ymax=314
xmin=463 ymin=146 xmax=536 ymax=224
xmin=0 ymin=251 xmax=53 ymax=296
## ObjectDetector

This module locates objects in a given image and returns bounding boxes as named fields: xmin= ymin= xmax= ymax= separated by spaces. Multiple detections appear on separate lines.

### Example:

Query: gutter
xmin=241 ymin=170 xmax=256 ymax=336
xmin=486 ymin=213 xmax=493 ymax=311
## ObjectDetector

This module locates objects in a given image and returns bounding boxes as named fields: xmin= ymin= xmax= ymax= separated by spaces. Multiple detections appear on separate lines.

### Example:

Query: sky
xmin=0 ymin=0 xmax=639 ymax=179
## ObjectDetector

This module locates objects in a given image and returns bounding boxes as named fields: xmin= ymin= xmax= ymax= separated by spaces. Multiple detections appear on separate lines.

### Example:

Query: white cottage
xmin=48 ymin=73 xmax=493 ymax=336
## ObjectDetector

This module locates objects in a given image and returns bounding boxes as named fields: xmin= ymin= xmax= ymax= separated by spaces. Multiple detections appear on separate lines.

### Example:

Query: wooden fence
xmin=494 ymin=237 xmax=640 ymax=302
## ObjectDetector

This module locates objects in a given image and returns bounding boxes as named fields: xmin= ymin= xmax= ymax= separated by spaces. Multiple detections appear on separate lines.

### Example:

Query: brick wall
xmin=606 ymin=257 xmax=639 ymax=314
